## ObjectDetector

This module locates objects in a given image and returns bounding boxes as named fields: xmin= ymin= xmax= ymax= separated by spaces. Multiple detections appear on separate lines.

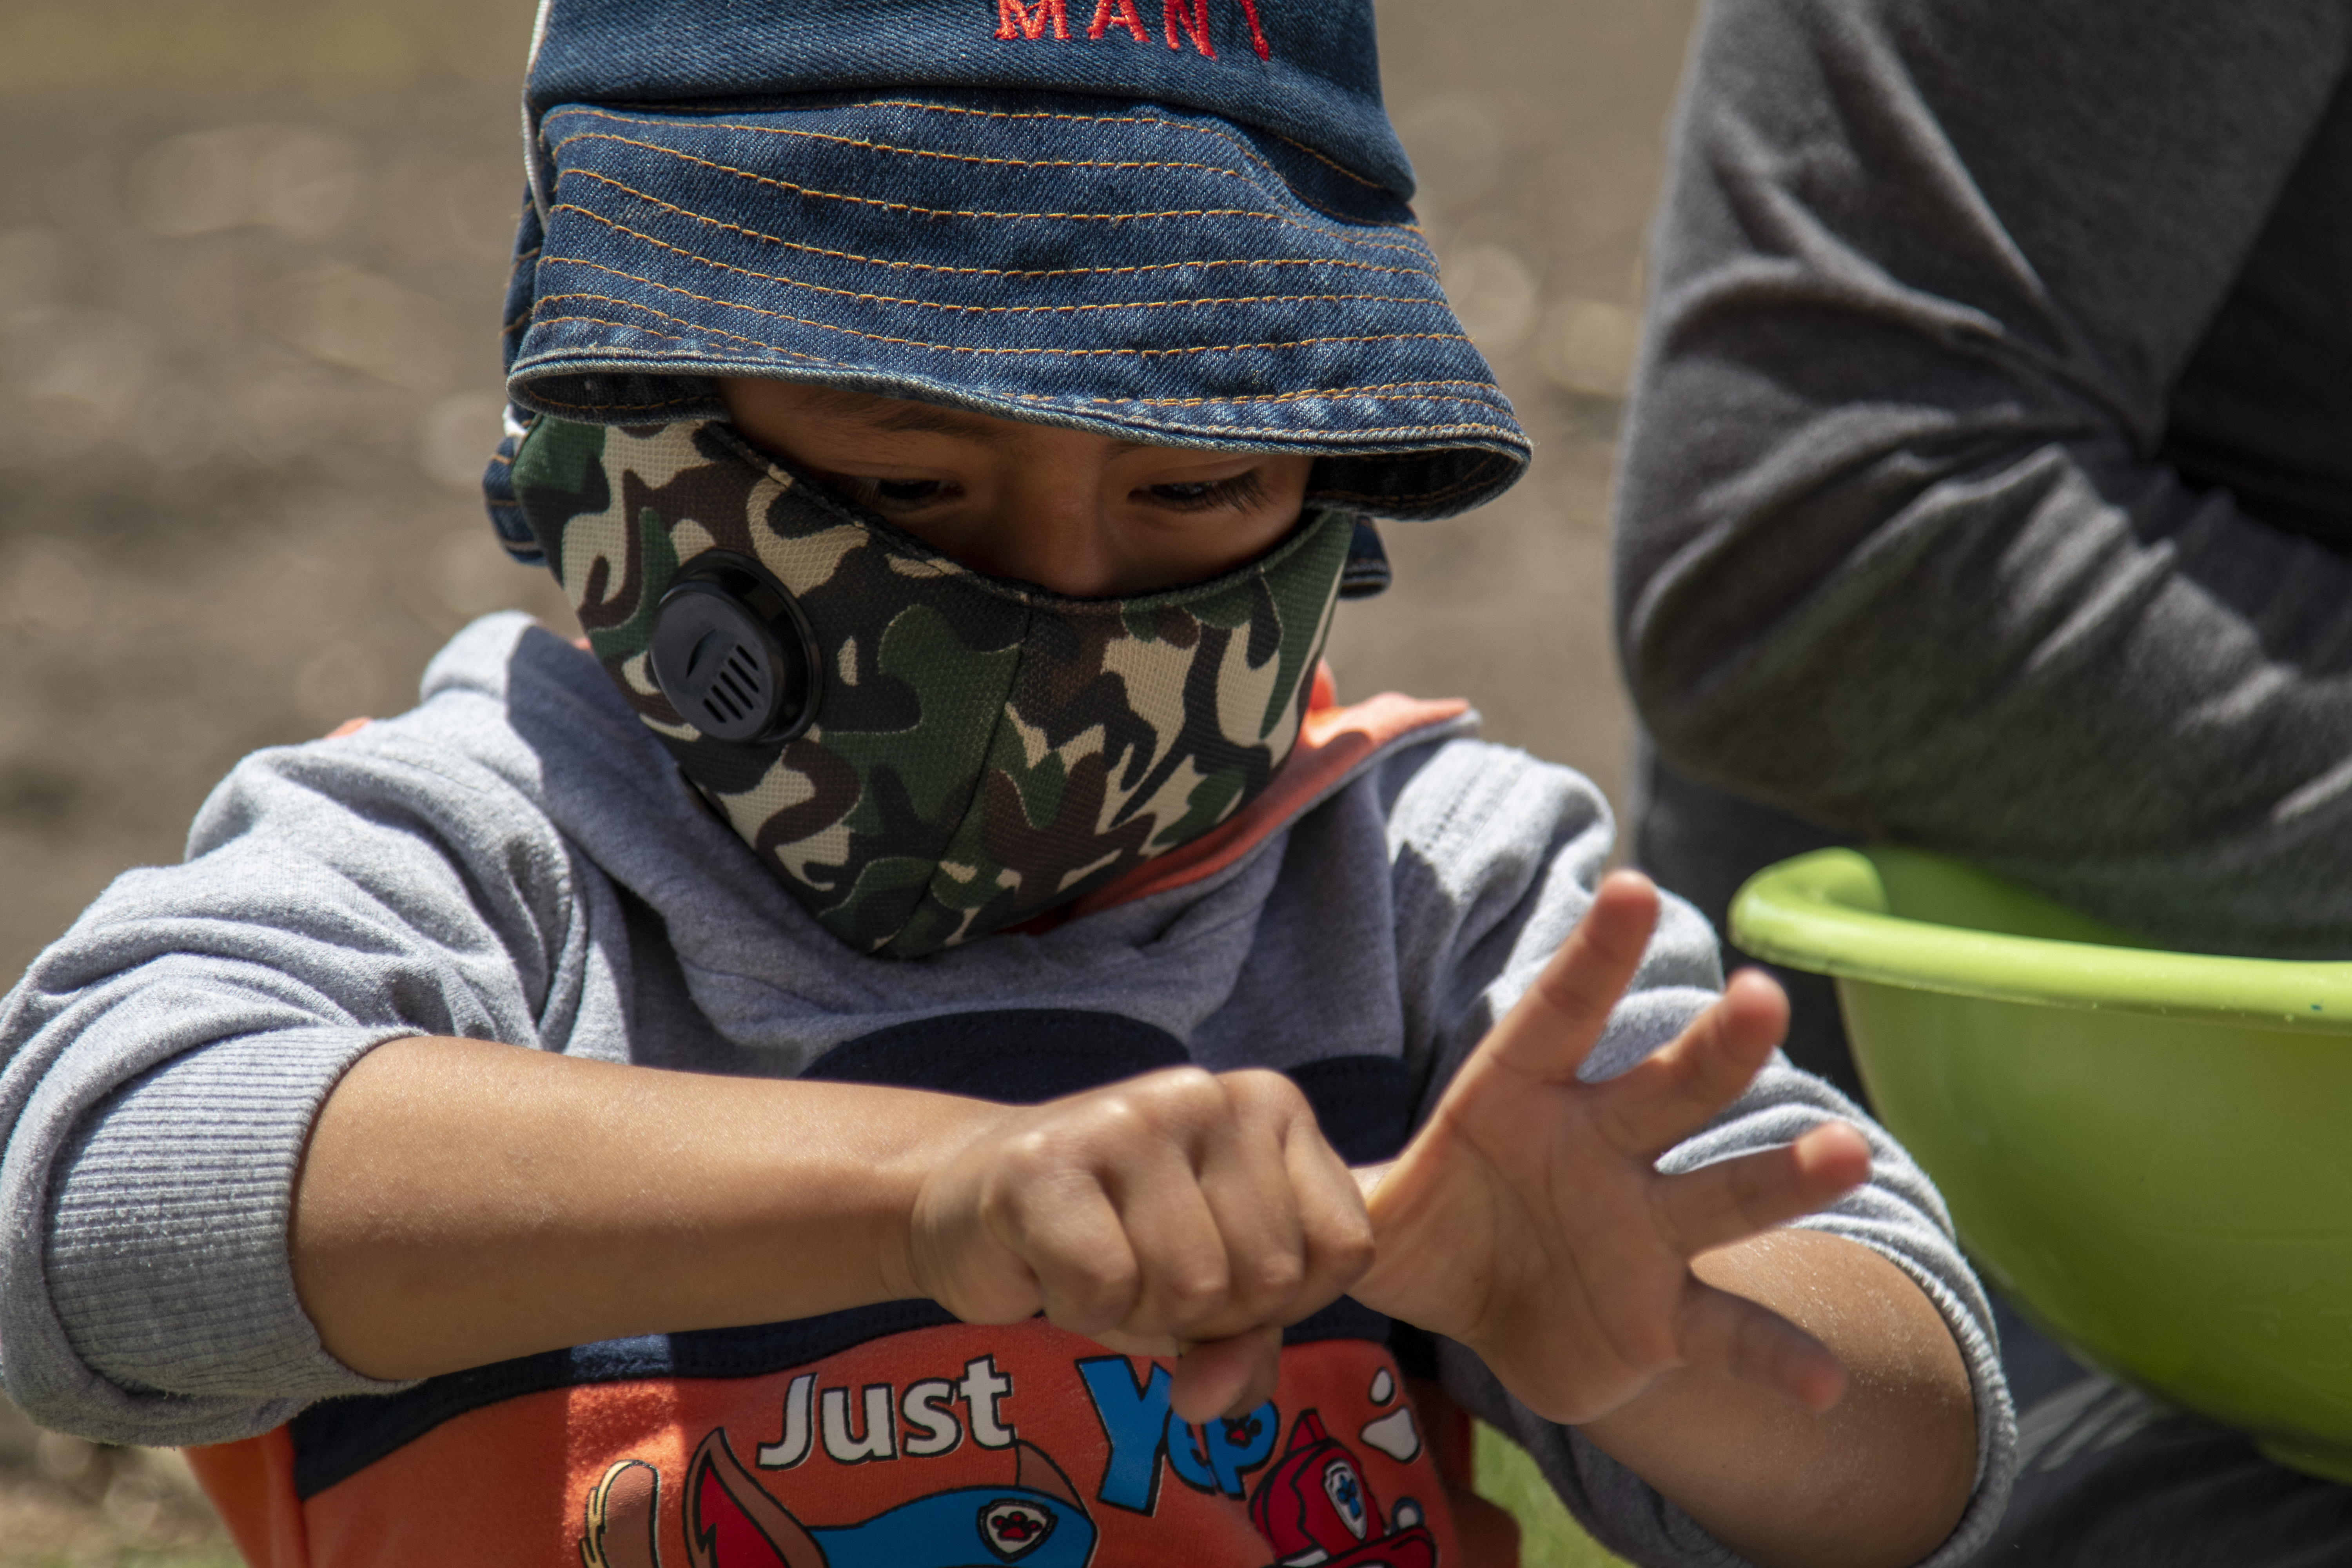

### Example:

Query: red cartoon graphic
xmin=1248 ymin=1411 xmax=1438 ymax=1568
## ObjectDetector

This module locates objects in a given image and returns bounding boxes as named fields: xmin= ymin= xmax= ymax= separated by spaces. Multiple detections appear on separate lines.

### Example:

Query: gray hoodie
xmin=0 ymin=613 xmax=2013 ymax=1566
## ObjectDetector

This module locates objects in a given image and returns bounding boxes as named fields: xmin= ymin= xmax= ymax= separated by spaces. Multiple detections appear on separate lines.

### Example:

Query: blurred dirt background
xmin=0 ymin=0 xmax=1694 ymax=1559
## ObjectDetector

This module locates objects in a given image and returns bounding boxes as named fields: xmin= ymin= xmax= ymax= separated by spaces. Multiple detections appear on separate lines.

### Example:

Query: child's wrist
xmin=868 ymin=1092 xmax=1012 ymax=1305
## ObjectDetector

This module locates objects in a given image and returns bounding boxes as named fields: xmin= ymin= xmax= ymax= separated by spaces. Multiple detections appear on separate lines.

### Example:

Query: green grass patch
xmin=1475 ymin=1420 xmax=1630 ymax=1567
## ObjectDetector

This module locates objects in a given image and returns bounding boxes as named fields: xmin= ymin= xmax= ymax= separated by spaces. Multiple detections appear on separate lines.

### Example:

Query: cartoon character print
xmin=1248 ymin=1408 xmax=1438 ymax=1568
xmin=543 ymin=1330 xmax=1453 ymax=1568
xmin=580 ymin=1432 xmax=1096 ymax=1568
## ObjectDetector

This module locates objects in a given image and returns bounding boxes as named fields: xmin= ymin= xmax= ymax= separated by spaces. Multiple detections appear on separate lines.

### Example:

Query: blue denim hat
xmin=488 ymin=0 xmax=1527 ymax=553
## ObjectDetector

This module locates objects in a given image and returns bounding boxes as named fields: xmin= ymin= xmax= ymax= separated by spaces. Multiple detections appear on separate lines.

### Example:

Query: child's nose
xmin=990 ymin=450 xmax=1127 ymax=598
xmin=996 ymin=515 xmax=1124 ymax=598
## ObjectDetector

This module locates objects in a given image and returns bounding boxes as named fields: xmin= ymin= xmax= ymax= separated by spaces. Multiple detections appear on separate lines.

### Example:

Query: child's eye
xmin=875 ymin=478 xmax=947 ymax=506
xmin=837 ymin=476 xmax=958 ymax=513
xmin=1143 ymin=472 xmax=1266 ymax=513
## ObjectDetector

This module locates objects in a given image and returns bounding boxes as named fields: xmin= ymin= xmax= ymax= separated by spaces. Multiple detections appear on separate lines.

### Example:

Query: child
xmin=0 ymin=2 xmax=2013 ymax=1565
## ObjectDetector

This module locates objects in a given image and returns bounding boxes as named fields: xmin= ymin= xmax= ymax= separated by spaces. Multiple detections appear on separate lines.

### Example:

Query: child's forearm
xmin=289 ymin=1035 xmax=982 ymax=1380
xmin=1578 ymin=1229 xmax=1978 ymax=1568
xmin=290 ymin=1036 xmax=1372 ymax=1413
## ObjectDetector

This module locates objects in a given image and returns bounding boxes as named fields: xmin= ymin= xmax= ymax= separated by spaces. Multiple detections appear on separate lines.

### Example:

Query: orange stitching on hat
xmin=516 ymin=343 xmax=1523 ymax=453
xmin=1106 ymin=393 xmax=1513 ymax=415
xmin=550 ymin=107 xmax=1255 ymax=181
xmin=546 ymin=101 xmax=1403 ymax=229
xmin=548 ymin=145 xmax=1437 ymax=262
xmin=555 ymin=132 xmax=1263 ymax=216
xmin=1267 ymin=132 xmax=1385 ymax=191
xmin=846 ymin=96 xmax=1390 ymax=199
xmin=1087 ymin=0 xmax=1150 ymax=42
xmin=554 ymin=128 xmax=1418 ymax=251
xmin=551 ymin=212 xmax=1447 ymax=320
xmin=523 ymin=336 xmax=1503 ymax=416
xmin=517 ymin=325 xmax=1503 ymax=419
xmin=987 ymin=389 xmax=1525 ymax=440
xmin=535 ymin=287 xmax=1476 ymax=361
xmin=521 ymin=319 xmax=826 ymax=381
xmin=551 ymin=176 xmax=1435 ymax=283
xmin=531 ymin=366 xmax=1518 ymax=445
xmin=858 ymin=97 xmax=1290 ymax=167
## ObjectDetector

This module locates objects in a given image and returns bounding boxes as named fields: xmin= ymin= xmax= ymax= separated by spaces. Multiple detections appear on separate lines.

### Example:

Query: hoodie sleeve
xmin=1378 ymin=737 xmax=2014 ymax=1567
xmin=0 ymin=618 xmax=628 ymax=1446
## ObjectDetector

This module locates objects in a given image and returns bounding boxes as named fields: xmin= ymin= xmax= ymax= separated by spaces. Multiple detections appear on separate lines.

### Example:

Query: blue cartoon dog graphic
xmin=579 ymin=1429 xmax=1096 ymax=1568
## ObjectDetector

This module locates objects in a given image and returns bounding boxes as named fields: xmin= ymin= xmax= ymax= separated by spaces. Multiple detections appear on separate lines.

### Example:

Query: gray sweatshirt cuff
xmin=33 ymin=1027 xmax=419 ymax=1444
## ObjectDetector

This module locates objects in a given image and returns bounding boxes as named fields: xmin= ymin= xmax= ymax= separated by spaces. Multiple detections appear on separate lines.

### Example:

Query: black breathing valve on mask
xmin=647 ymin=552 xmax=824 ymax=744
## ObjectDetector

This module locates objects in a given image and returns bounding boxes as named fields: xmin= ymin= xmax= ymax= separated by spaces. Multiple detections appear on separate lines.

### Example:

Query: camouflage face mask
xmin=510 ymin=417 xmax=1351 ymax=958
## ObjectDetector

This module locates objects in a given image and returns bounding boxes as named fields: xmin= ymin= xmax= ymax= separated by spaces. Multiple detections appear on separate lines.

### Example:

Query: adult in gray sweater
xmin=1613 ymin=0 xmax=2352 ymax=1558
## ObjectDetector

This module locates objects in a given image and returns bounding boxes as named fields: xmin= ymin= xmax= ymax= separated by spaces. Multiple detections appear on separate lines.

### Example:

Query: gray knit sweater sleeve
xmin=0 ymin=651 xmax=628 ymax=1445
xmin=1368 ymin=744 xmax=2011 ymax=1568
xmin=1613 ymin=0 xmax=2352 ymax=957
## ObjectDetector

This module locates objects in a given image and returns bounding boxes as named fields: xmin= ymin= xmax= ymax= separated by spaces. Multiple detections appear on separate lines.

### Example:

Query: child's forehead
xmin=499 ymin=1 xmax=1529 ymax=521
xmin=726 ymin=380 xmax=1185 ymax=460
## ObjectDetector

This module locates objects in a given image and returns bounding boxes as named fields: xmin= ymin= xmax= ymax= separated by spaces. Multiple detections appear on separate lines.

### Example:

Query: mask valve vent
xmin=647 ymin=553 xmax=823 ymax=745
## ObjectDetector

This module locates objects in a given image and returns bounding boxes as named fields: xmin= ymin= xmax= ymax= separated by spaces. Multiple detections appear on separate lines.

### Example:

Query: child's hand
xmin=901 ymin=1066 xmax=1374 ymax=1422
xmin=1352 ymin=869 xmax=1874 ymax=1425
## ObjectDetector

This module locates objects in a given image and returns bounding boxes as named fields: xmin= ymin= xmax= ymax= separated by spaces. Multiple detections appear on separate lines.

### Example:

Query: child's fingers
xmin=1111 ymin=1161 xmax=1239 ymax=1342
xmin=1281 ymin=1106 xmax=1378 ymax=1303
xmin=1594 ymin=968 xmax=1789 ymax=1159
xmin=1675 ymin=1279 xmax=1848 ymax=1412
xmin=1178 ymin=1073 xmax=1368 ymax=1339
xmin=1477 ymin=871 xmax=1661 ymax=1084
xmin=1647 ymin=1123 xmax=1873 ymax=1261
xmin=1169 ymin=1325 xmax=1284 ymax=1424
xmin=1193 ymin=1082 xmax=1312 ymax=1326
xmin=1007 ymin=1180 xmax=1146 ymax=1337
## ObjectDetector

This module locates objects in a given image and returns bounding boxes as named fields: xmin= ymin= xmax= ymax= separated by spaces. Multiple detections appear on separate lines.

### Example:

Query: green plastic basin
xmin=1731 ymin=846 xmax=2352 ymax=1482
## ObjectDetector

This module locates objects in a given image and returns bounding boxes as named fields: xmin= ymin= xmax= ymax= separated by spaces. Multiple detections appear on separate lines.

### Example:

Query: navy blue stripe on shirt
xmin=288 ymin=1010 xmax=1419 ymax=1499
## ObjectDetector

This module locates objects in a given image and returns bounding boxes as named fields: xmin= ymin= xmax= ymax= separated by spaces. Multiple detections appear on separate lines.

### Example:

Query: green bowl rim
xmin=1729 ymin=847 xmax=2352 ymax=1033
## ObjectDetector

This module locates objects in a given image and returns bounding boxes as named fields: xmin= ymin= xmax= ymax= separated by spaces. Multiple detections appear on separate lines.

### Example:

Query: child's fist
xmin=902 ymin=1065 xmax=1374 ymax=1421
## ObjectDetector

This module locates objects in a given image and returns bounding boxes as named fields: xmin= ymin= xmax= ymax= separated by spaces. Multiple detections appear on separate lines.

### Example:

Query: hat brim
xmin=506 ymin=90 xmax=1527 ymax=519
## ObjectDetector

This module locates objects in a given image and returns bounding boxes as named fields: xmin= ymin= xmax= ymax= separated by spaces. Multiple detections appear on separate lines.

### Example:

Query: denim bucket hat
xmin=486 ymin=0 xmax=1528 ymax=564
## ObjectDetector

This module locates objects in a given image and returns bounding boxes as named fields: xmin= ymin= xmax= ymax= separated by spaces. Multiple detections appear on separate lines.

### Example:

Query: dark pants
xmin=1981 ymin=1299 xmax=2352 ymax=1564
xmin=1634 ymin=751 xmax=2352 ymax=1564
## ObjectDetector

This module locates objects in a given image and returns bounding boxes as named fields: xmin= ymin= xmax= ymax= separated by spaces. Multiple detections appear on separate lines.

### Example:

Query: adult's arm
xmin=1613 ymin=0 xmax=2352 ymax=955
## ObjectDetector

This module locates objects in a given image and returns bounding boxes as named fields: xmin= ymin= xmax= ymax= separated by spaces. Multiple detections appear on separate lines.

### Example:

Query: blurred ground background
xmin=0 ymin=0 xmax=1694 ymax=1560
